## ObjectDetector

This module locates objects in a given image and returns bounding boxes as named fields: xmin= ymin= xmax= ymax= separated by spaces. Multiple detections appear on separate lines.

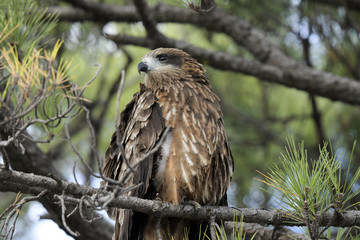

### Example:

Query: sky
xmin=15 ymin=202 xmax=73 ymax=240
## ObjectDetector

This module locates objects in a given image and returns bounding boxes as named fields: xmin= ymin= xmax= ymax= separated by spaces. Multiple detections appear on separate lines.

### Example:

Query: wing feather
xmin=103 ymin=84 xmax=165 ymax=240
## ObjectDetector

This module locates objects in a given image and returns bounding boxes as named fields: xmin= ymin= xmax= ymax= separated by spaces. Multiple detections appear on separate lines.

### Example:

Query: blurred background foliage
xmin=1 ymin=0 xmax=360 ymax=238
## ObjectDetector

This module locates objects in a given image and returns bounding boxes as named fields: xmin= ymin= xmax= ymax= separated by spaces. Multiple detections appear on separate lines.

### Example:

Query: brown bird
xmin=103 ymin=48 xmax=233 ymax=240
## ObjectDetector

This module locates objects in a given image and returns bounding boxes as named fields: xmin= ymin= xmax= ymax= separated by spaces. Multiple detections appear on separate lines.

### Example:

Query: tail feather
xmin=114 ymin=209 xmax=130 ymax=240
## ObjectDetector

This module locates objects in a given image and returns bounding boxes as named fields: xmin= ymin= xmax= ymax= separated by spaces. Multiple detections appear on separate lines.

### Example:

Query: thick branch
xmin=133 ymin=0 xmax=160 ymax=38
xmin=107 ymin=34 xmax=360 ymax=105
xmin=225 ymin=223 xmax=308 ymax=240
xmin=0 ymin=131 xmax=112 ymax=240
xmin=51 ymin=0 xmax=357 ymax=68
xmin=1 ymin=168 xmax=360 ymax=229
xmin=309 ymin=0 xmax=360 ymax=11
xmin=49 ymin=2 xmax=360 ymax=106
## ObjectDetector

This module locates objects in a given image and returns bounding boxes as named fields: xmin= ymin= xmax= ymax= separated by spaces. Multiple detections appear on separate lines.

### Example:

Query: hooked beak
xmin=137 ymin=61 xmax=148 ymax=74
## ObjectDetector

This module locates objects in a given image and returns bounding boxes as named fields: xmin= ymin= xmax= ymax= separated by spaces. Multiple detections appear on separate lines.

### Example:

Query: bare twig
xmin=134 ymin=126 xmax=171 ymax=168
xmin=119 ymin=126 xmax=171 ymax=184
xmin=110 ymin=68 xmax=136 ymax=174
xmin=115 ymin=70 xmax=126 ymax=129
xmin=65 ymin=106 xmax=133 ymax=186
xmin=209 ymin=215 xmax=217 ymax=240
xmin=79 ymin=64 xmax=102 ymax=97
xmin=66 ymin=205 xmax=79 ymax=218
xmin=64 ymin=117 xmax=100 ymax=179
xmin=72 ymin=160 xmax=80 ymax=185
xmin=2 ymin=169 xmax=360 ymax=231
xmin=84 ymin=107 xmax=103 ymax=175
xmin=133 ymin=0 xmax=161 ymax=40
xmin=57 ymin=191 xmax=80 ymax=237
xmin=62 ymin=65 xmax=134 ymax=186
xmin=0 ymin=61 xmax=92 ymax=149
xmin=79 ymin=195 xmax=102 ymax=223
xmin=0 ymin=190 xmax=48 ymax=240
xmin=154 ymin=215 xmax=163 ymax=240
xmin=0 ymin=137 xmax=10 ymax=170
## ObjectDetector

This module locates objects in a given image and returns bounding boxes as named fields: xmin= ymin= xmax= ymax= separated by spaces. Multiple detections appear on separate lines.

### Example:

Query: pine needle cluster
xmin=257 ymin=137 xmax=360 ymax=239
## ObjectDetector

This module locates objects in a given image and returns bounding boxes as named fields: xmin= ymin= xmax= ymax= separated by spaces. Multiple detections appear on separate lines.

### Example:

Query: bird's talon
xmin=186 ymin=200 xmax=201 ymax=210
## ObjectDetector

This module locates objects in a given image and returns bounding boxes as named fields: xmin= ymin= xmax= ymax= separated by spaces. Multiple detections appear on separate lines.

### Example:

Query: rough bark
xmin=1 ymin=169 xmax=360 ymax=229
xmin=47 ymin=2 xmax=360 ymax=105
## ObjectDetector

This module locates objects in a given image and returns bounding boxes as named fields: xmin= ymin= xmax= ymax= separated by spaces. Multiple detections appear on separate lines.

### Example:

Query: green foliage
xmin=0 ymin=0 xmax=62 ymax=106
xmin=257 ymin=137 xmax=360 ymax=238
xmin=182 ymin=217 xmax=257 ymax=240
xmin=0 ymin=0 xmax=57 ymax=51
xmin=1 ymin=39 xmax=72 ymax=106
xmin=227 ymin=214 xmax=257 ymax=240
xmin=333 ymin=227 xmax=360 ymax=240
xmin=0 ymin=0 xmax=78 ymax=144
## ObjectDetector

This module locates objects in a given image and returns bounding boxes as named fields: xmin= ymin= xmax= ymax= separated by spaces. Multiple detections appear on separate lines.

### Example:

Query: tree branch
xmin=224 ymin=222 xmax=308 ymax=240
xmin=133 ymin=0 xmax=160 ymax=38
xmin=1 ymin=168 xmax=360 ymax=229
xmin=107 ymin=33 xmax=360 ymax=105
xmin=0 ymin=131 xmax=113 ymax=240
xmin=48 ymin=2 xmax=360 ymax=106
xmin=309 ymin=0 xmax=360 ymax=12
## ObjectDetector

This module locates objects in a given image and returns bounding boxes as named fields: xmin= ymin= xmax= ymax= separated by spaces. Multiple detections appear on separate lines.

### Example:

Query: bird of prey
xmin=103 ymin=48 xmax=233 ymax=240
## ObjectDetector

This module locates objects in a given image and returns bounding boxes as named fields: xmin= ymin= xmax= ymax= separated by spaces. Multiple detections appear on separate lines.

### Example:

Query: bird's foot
xmin=185 ymin=200 xmax=201 ymax=210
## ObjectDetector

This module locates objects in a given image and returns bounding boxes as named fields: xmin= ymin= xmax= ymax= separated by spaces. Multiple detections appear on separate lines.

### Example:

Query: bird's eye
xmin=157 ymin=54 xmax=167 ymax=62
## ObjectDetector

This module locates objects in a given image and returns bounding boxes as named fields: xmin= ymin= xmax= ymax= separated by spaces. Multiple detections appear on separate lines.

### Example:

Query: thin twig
xmin=72 ymin=160 xmax=80 ymax=185
xmin=133 ymin=126 xmax=171 ymax=168
xmin=79 ymin=64 xmax=102 ymax=97
xmin=0 ymin=190 xmax=48 ymax=240
xmin=154 ymin=215 xmax=163 ymax=240
xmin=133 ymin=0 xmax=161 ymax=39
xmin=209 ymin=215 xmax=217 ymax=240
xmin=115 ymin=69 xmax=126 ymax=128
xmin=78 ymin=195 xmax=102 ymax=223
xmin=64 ymin=118 xmax=100 ymax=179
xmin=112 ymin=69 xmax=134 ymax=174
xmin=58 ymin=191 xmax=80 ymax=237
xmin=84 ymin=107 xmax=103 ymax=174
xmin=119 ymin=126 xmax=171 ymax=184
xmin=0 ymin=137 xmax=10 ymax=170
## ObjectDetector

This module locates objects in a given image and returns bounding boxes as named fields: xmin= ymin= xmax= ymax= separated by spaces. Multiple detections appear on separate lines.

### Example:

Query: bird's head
xmin=137 ymin=48 xmax=207 ymax=90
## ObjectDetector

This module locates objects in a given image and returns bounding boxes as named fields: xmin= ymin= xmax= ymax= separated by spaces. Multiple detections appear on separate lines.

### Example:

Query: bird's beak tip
xmin=137 ymin=61 xmax=148 ymax=74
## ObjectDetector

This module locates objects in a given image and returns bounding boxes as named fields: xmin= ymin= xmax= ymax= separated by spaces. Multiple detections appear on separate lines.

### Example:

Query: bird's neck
xmin=144 ymin=69 xmax=182 ymax=91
